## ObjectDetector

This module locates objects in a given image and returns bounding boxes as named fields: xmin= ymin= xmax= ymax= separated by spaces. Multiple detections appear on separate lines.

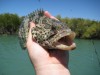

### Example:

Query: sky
xmin=0 ymin=0 xmax=100 ymax=21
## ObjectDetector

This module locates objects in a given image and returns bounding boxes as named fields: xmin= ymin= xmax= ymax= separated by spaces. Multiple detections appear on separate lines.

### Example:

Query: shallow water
xmin=0 ymin=35 xmax=100 ymax=75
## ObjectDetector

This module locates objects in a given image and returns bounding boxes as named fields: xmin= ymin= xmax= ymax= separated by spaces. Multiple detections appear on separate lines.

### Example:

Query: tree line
xmin=0 ymin=13 xmax=21 ymax=34
xmin=56 ymin=15 xmax=100 ymax=39
xmin=0 ymin=13 xmax=100 ymax=39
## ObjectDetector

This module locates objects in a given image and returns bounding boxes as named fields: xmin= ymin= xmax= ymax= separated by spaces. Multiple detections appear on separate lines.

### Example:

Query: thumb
xmin=26 ymin=22 xmax=35 ymax=45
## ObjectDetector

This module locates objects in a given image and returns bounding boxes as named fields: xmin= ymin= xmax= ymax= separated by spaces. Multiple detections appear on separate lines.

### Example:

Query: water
xmin=69 ymin=39 xmax=100 ymax=75
xmin=0 ymin=35 xmax=100 ymax=75
xmin=0 ymin=35 xmax=35 ymax=75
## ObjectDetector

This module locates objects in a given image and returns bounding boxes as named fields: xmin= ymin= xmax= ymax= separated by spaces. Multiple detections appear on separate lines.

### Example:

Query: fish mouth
xmin=55 ymin=31 xmax=76 ymax=50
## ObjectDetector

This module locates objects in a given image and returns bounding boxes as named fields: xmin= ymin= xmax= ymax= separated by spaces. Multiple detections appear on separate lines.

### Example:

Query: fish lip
xmin=54 ymin=31 xmax=76 ymax=50
xmin=56 ymin=42 xmax=76 ymax=50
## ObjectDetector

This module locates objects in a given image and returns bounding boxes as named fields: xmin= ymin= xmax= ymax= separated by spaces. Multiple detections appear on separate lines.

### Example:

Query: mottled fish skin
xmin=18 ymin=9 xmax=75 ymax=50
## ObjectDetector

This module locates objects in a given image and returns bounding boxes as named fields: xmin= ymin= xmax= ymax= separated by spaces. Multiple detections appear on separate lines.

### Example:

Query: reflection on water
xmin=0 ymin=35 xmax=100 ymax=75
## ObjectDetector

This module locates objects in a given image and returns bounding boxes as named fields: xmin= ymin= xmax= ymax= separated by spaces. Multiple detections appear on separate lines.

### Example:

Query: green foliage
xmin=0 ymin=13 xmax=100 ymax=39
xmin=56 ymin=15 xmax=62 ymax=21
xmin=0 ymin=13 xmax=21 ymax=34
xmin=56 ymin=15 xmax=100 ymax=39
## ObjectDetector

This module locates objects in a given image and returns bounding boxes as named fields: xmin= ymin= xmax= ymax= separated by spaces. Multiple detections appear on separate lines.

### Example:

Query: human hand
xmin=26 ymin=11 xmax=60 ymax=66
xmin=26 ymin=11 xmax=73 ymax=75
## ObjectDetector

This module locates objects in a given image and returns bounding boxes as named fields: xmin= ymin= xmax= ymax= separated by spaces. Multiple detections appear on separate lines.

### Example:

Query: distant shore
xmin=0 ymin=13 xmax=100 ymax=39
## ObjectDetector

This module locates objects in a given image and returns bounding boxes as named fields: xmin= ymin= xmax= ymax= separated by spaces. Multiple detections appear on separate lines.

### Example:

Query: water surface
xmin=0 ymin=35 xmax=100 ymax=75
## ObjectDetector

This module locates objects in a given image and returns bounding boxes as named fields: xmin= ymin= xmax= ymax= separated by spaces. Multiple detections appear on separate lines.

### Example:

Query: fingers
xmin=44 ymin=11 xmax=59 ymax=21
xmin=44 ymin=11 xmax=52 ymax=18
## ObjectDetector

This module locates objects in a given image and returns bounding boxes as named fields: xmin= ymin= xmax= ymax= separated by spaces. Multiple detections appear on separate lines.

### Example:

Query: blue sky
xmin=0 ymin=0 xmax=100 ymax=21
